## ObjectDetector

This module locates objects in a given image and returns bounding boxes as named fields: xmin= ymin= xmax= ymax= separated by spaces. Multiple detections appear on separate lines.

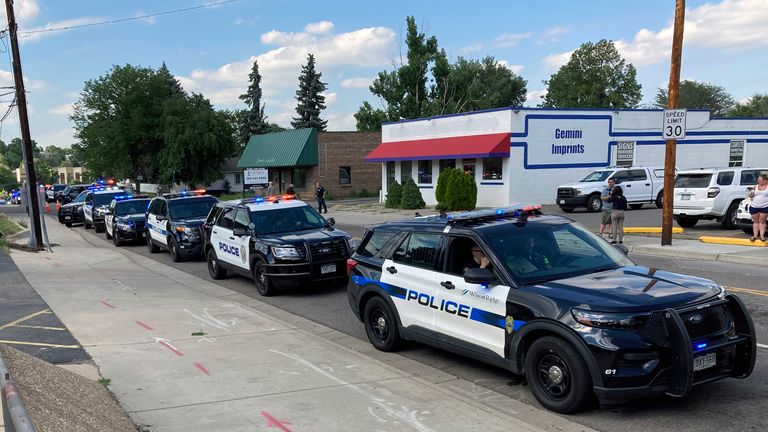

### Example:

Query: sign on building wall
xmin=517 ymin=115 xmax=611 ymax=168
xmin=729 ymin=140 xmax=745 ymax=167
xmin=616 ymin=141 xmax=635 ymax=167
xmin=243 ymin=168 xmax=269 ymax=187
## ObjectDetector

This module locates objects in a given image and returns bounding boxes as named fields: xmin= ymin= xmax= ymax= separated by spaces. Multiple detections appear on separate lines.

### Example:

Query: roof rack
xmin=447 ymin=205 xmax=543 ymax=225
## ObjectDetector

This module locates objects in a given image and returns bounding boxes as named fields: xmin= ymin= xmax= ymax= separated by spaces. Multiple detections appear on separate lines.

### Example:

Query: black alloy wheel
xmin=363 ymin=296 xmax=401 ymax=352
xmin=524 ymin=336 xmax=593 ymax=414
xmin=147 ymin=232 xmax=159 ymax=253
xmin=169 ymin=238 xmax=183 ymax=262
xmin=206 ymin=249 xmax=227 ymax=279
xmin=112 ymin=225 xmax=121 ymax=247
xmin=253 ymin=260 xmax=276 ymax=296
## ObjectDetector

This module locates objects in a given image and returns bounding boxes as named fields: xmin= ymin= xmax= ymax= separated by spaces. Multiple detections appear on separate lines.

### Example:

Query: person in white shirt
xmin=748 ymin=174 xmax=768 ymax=242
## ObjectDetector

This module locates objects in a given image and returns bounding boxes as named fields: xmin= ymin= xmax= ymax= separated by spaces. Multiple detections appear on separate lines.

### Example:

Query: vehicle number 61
xmin=605 ymin=369 xmax=617 ymax=375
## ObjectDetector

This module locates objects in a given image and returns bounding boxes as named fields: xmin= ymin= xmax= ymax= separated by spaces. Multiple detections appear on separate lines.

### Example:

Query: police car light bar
xmin=114 ymin=195 xmax=133 ymax=201
xmin=447 ymin=204 xmax=543 ymax=225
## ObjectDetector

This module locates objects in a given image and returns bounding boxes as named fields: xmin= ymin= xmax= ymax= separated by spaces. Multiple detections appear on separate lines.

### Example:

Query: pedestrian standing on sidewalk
xmin=316 ymin=181 xmax=328 ymax=214
xmin=599 ymin=177 xmax=616 ymax=238
xmin=748 ymin=174 xmax=768 ymax=242
xmin=607 ymin=185 xmax=628 ymax=244
xmin=286 ymin=183 xmax=297 ymax=198
xmin=266 ymin=181 xmax=276 ymax=197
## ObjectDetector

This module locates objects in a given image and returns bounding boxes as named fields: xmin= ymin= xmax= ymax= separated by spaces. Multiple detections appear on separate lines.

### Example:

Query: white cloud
xmin=322 ymin=92 xmax=337 ymax=105
xmin=234 ymin=17 xmax=244 ymax=26
xmin=49 ymin=103 xmax=74 ymax=115
xmin=493 ymin=32 xmax=532 ymax=48
xmin=340 ymin=77 xmax=373 ymax=88
xmin=0 ymin=69 xmax=47 ymax=91
xmin=542 ymin=50 xmax=573 ymax=72
xmin=457 ymin=43 xmax=483 ymax=57
xmin=36 ymin=127 xmax=77 ymax=148
xmin=0 ymin=0 xmax=40 ymax=24
xmin=304 ymin=21 xmax=334 ymax=34
xmin=526 ymin=89 xmax=547 ymax=105
xmin=537 ymin=27 xmax=570 ymax=44
xmin=497 ymin=61 xmax=524 ymax=75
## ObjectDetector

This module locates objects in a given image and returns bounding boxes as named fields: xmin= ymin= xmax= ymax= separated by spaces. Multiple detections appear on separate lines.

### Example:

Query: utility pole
xmin=661 ymin=0 xmax=686 ymax=246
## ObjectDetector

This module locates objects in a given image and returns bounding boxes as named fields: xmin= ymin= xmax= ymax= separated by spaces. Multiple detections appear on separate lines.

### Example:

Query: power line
xmin=18 ymin=0 xmax=240 ymax=36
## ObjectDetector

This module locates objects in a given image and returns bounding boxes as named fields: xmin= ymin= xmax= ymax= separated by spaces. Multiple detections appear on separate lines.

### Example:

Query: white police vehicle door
xmin=210 ymin=208 xmax=240 ymax=267
xmin=82 ymin=192 xmax=94 ymax=224
xmin=381 ymin=233 xmax=441 ymax=334
xmin=105 ymin=201 xmax=116 ymax=236
xmin=434 ymin=237 xmax=510 ymax=357
xmin=147 ymin=199 xmax=169 ymax=247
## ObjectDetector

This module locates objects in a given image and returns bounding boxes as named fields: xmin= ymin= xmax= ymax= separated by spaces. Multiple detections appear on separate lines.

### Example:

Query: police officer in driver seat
xmin=508 ymin=235 xmax=552 ymax=275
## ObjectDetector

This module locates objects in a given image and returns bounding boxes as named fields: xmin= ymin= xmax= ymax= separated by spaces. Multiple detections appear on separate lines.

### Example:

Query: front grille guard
xmin=663 ymin=295 xmax=756 ymax=398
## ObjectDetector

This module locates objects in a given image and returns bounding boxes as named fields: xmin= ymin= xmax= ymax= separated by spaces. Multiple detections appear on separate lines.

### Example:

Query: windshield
xmin=249 ymin=205 xmax=327 ymax=234
xmin=94 ymin=191 xmax=125 ymax=206
xmin=168 ymin=197 xmax=217 ymax=219
xmin=73 ymin=191 xmax=89 ymax=203
xmin=580 ymin=170 xmax=613 ymax=182
xmin=487 ymin=221 xmax=632 ymax=285
xmin=115 ymin=199 xmax=150 ymax=216
xmin=53 ymin=185 xmax=66 ymax=191
xmin=675 ymin=174 xmax=713 ymax=189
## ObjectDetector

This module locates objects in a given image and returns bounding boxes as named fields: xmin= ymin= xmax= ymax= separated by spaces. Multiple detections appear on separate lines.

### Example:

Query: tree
xmin=238 ymin=60 xmax=271 ymax=146
xmin=292 ymin=53 xmax=328 ymax=130
xmin=399 ymin=178 xmax=426 ymax=210
xmin=654 ymin=80 xmax=735 ymax=117
xmin=354 ymin=102 xmax=389 ymax=131
xmin=542 ymin=39 xmax=642 ymax=109
xmin=158 ymin=62 xmax=185 ymax=97
xmin=0 ymin=140 xmax=6 ymax=159
xmin=3 ymin=138 xmax=40 ymax=170
xmin=384 ymin=180 xmax=402 ymax=208
xmin=40 ymin=145 xmax=68 ymax=168
xmin=0 ymin=164 xmax=17 ymax=189
xmin=435 ymin=168 xmax=462 ymax=209
xmin=34 ymin=159 xmax=58 ymax=185
xmin=729 ymin=94 xmax=768 ymax=118
xmin=445 ymin=172 xmax=477 ymax=211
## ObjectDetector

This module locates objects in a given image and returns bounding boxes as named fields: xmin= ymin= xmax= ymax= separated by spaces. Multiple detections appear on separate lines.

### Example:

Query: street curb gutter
xmin=624 ymin=227 xmax=684 ymax=234
xmin=699 ymin=236 xmax=768 ymax=247
xmin=0 ymin=350 xmax=36 ymax=432
xmin=628 ymin=243 xmax=766 ymax=266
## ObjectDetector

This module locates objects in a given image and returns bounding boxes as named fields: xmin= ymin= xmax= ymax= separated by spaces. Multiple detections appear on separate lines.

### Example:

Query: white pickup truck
xmin=556 ymin=166 xmax=666 ymax=212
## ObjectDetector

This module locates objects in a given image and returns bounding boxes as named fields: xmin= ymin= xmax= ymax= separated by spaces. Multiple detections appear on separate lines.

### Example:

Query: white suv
xmin=673 ymin=167 xmax=768 ymax=229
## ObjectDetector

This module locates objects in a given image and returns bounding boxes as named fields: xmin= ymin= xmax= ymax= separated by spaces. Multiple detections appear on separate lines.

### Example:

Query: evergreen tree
xmin=159 ymin=62 xmax=185 ymax=97
xmin=239 ymin=59 xmax=271 ymax=146
xmin=292 ymin=53 xmax=328 ymax=131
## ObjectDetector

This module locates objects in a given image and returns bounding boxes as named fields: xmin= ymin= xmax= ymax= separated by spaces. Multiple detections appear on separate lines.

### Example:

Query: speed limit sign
xmin=662 ymin=109 xmax=687 ymax=139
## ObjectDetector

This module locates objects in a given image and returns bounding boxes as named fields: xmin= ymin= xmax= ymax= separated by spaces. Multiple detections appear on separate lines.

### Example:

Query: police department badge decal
xmin=505 ymin=315 xmax=514 ymax=334
xmin=240 ymin=246 xmax=247 ymax=264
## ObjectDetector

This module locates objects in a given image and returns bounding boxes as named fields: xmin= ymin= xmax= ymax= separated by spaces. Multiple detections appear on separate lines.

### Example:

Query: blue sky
xmin=1 ymin=0 xmax=766 ymax=149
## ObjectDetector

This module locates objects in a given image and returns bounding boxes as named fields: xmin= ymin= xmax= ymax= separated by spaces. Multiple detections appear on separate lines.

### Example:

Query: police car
xmin=104 ymin=195 xmax=151 ymax=246
xmin=347 ymin=206 xmax=756 ymax=413
xmin=58 ymin=190 xmax=89 ymax=227
xmin=146 ymin=190 xmax=218 ymax=261
xmin=82 ymin=187 xmax=129 ymax=232
xmin=203 ymin=195 xmax=354 ymax=296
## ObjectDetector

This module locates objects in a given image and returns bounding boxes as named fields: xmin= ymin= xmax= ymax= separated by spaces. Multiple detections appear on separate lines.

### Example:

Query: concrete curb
xmin=699 ymin=236 xmax=768 ymax=247
xmin=0 ymin=350 xmax=36 ymax=432
xmin=624 ymin=227 xmax=684 ymax=234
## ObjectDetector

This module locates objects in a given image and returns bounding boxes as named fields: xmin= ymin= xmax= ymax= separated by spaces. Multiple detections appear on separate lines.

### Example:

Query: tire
xmin=65 ymin=222 xmax=72 ymax=228
xmin=169 ymin=238 xmax=184 ymax=262
xmin=722 ymin=202 xmax=739 ymax=229
xmin=675 ymin=216 xmax=698 ymax=228
xmin=560 ymin=208 xmax=575 ymax=213
xmin=206 ymin=248 xmax=227 ymax=279
xmin=587 ymin=194 xmax=602 ymax=213
xmin=655 ymin=191 xmax=664 ymax=208
xmin=84 ymin=219 xmax=92 ymax=229
xmin=629 ymin=204 xmax=644 ymax=210
xmin=112 ymin=226 xmax=121 ymax=247
xmin=524 ymin=336 xmax=593 ymax=414
xmin=253 ymin=259 xmax=277 ymax=296
xmin=363 ymin=296 xmax=401 ymax=352
xmin=147 ymin=232 xmax=160 ymax=254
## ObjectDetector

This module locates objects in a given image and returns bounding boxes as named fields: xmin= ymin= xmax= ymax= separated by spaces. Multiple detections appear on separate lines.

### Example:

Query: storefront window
xmin=386 ymin=161 xmax=396 ymax=187
xmin=292 ymin=168 xmax=307 ymax=188
xmin=482 ymin=158 xmax=503 ymax=181
xmin=439 ymin=159 xmax=456 ymax=173
xmin=339 ymin=166 xmax=351 ymax=185
xmin=418 ymin=160 xmax=433 ymax=184
xmin=462 ymin=158 xmax=476 ymax=177
xmin=400 ymin=161 xmax=412 ymax=183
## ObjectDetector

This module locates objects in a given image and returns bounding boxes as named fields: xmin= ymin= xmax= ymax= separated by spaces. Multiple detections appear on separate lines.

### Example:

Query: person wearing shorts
xmin=599 ymin=177 xmax=615 ymax=237
xmin=748 ymin=174 xmax=768 ymax=242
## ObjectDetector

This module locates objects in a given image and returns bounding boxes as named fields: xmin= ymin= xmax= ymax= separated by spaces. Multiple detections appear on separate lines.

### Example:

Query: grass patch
xmin=98 ymin=377 xmax=111 ymax=386
xmin=191 ymin=330 xmax=207 ymax=337
xmin=0 ymin=214 xmax=23 ymax=250
xmin=218 ymin=193 xmax=246 ymax=201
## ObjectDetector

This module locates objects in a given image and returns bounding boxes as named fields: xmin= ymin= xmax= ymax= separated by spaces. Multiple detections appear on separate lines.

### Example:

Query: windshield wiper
xmin=591 ymin=265 xmax=619 ymax=274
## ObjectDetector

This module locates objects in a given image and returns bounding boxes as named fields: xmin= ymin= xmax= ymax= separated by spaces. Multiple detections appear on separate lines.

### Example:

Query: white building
xmin=367 ymin=107 xmax=768 ymax=207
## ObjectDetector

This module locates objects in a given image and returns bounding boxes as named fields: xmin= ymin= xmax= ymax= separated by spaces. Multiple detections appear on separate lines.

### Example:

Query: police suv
xmin=104 ymin=195 xmax=151 ymax=246
xmin=58 ymin=190 xmax=88 ymax=227
xmin=82 ymin=187 xmax=128 ymax=232
xmin=347 ymin=206 xmax=756 ymax=413
xmin=146 ymin=190 xmax=218 ymax=261
xmin=204 ymin=195 xmax=354 ymax=296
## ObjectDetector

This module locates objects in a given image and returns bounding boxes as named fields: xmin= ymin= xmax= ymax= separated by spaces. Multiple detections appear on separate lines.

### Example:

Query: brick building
xmin=238 ymin=128 xmax=381 ymax=199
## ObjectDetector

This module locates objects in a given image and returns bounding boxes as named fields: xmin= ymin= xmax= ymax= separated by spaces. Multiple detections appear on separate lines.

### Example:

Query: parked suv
xmin=204 ymin=195 xmax=354 ymax=296
xmin=673 ymin=167 xmax=768 ymax=228
xmin=347 ymin=206 xmax=755 ymax=413
xmin=556 ymin=166 xmax=665 ymax=212
xmin=146 ymin=191 xmax=218 ymax=261
xmin=82 ymin=187 xmax=129 ymax=232
xmin=57 ymin=184 xmax=91 ymax=205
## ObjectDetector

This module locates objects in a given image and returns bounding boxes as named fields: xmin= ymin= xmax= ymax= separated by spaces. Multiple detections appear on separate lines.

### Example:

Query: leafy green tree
xmin=384 ymin=180 xmax=402 ymax=208
xmin=435 ymin=168 xmax=462 ymax=209
xmin=654 ymin=80 xmax=735 ymax=117
xmin=158 ymin=93 xmax=237 ymax=186
xmin=354 ymin=101 xmax=389 ymax=131
xmin=445 ymin=171 xmax=477 ymax=211
xmin=0 ymin=140 xmax=7 ymax=159
xmin=400 ymin=178 xmax=426 ymax=210
xmin=0 ymin=164 xmax=17 ymax=189
xmin=158 ymin=62 xmax=185 ymax=97
xmin=33 ymin=159 xmax=58 ymax=185
xmin=729 ymin=94 xmax=768 ymax=118
xmin=4 ymin=138 xmax=40 ymax=170
xmin=542 ymin=39 xmax=642 ymax=109
xmin=292 ymin=53 xmax=328 ymax=130
xmin=238 ymin=60 xmax=272 ymax=146
xmin=40 ymin=145 xmax=68 ymax=167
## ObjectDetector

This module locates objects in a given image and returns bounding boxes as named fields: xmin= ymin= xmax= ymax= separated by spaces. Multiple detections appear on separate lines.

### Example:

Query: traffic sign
xmin=662 ymin=108 xmax=687 ymax=139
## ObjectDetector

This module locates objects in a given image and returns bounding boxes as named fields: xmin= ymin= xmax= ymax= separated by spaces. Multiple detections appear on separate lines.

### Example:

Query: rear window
xmin=675 ymin=174 xmax=712 ymax=188
xmin=629 ymin=169 xmax=647 ymax=181
xmin=357 ymin=230 xmax=398 ymax=258
xmin=716 ymin=171 xmax=734 ymax=186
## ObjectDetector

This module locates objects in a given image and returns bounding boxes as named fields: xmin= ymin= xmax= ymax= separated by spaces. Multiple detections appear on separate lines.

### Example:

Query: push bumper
xmin=265 ymin=259 xmax=348 ymax=287
xmin=115 ymin=228 xmax=146 ymax=243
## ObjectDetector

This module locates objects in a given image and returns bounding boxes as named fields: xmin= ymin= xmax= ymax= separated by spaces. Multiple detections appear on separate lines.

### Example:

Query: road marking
xmin=757 ymin=343 xmax=768 ymax=350
xmin=0 ymin=309 xmax=52 ymax=331
xmin=0 ymin=340 xmax=81 ymax=349
xmin=14 ymin=325 xmax=67 ymax=331
xmin=726 ymin=286 xmax=768 ymax=297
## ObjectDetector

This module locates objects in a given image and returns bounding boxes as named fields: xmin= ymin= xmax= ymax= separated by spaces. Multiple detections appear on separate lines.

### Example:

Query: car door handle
xmin=645 ymin=183 xmax=651 ymax=186
xmin=626 ymin=184 xmax=632 ymax=187
xmin=386 ymin=266 xmax=397 ymax=274
xmin=440 ymin=281 xmax=455 ymax=290
xmin=212 ymin=230 xmax=218 ymax=234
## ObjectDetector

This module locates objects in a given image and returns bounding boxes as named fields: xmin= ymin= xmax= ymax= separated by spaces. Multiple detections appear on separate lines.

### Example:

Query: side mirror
xmin=464 ymin=268 xmax=496 ymax=285
xmin=327 ymin=217 xmax=336 ymax=227
xmin=104 ymin=210 xmax=112 ymax=215
xmin=233 ymin=227 xmax=247 ymax=237
xmin=613 ymin=243 xmax=629 ymax=255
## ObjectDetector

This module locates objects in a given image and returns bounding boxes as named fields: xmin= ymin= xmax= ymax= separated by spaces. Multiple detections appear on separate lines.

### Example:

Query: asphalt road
xmin=18 ymin=207 xmax=760 ymax=432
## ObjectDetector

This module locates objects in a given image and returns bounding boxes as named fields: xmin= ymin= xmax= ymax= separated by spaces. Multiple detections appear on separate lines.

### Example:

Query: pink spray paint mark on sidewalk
xmin=157 ymin=339 xmax=183 ymax=357
xmin=261 ymin=411 xmax=292 ymax=432
xmin=100 ymin=300 xmax=116 ymax=309
xmin=135 ymin=321 xmax=153 ymax=331
xmin=193 ymin=362 xmax=210 ymax=375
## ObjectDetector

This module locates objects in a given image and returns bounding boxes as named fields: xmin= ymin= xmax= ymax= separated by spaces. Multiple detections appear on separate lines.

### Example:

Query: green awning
xmin=237 ymin=128 xmax=318 ymax=168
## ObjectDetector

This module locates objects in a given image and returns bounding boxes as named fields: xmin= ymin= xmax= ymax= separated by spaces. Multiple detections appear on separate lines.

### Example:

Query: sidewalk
xmin=7 ymin=218 xmax=592 ymax=431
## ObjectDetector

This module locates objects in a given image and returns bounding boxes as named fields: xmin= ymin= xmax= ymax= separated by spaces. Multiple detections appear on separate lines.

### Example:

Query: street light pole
xmin=4 ymin=0 xmax=43 ymax=250
xmin=661 ymin=0 xmax=686 ymax=246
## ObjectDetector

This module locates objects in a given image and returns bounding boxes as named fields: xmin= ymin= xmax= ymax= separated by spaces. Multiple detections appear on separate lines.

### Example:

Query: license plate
xmin=321 ymin=263 xmax=336 ymax=274
xmin=559 ymin=199 xmax=565 ymax=205
xmin=693 ymin=352 xmax=716 ymax=372
xmin=681 ymin=194 xmax=691 ymax=200
xmin=64 ymin=216 xmax=71 ymax=220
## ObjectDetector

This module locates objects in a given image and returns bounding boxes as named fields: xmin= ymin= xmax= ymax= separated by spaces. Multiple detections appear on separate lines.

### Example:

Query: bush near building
xmin=385 ymin=181 xmax=402 ymax=208
xmin=400 ymin=179 xmax=426 ymax=210
xmin=445 ymin=171 xmax=477 ymax=211
xmin=435 ymin=168 xmax=463 ymax=210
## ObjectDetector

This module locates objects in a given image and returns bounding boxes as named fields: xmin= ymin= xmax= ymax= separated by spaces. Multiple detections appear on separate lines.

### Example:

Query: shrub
xmin=435 ymin=168 xmax=462 ymax=208
xmin=400 ymin=179 xmax=426 ymax=210
xmin=349 ymin=190 xmax=359 ymax=198
xmin=445 ymin=172 xmax=477 ymax=211
xmin=359 ymin=188 xmax=374 ymax=197
xmin=384 ymin=181 xmax=402 ymax=208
